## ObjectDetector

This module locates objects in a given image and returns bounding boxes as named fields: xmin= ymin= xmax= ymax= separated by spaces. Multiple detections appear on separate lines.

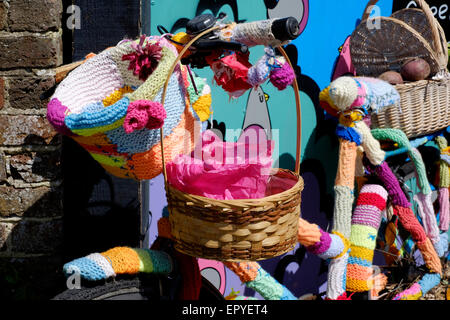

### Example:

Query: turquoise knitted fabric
xmin=63 ymin=255 xmax=107 ymax=281
xmin=65 ymin=97 xmax=130 ymax=132
xmin=246 ymin=267 xmax=296 ymax=300
xmin=418 ymin=273 xmax=441 ymax=295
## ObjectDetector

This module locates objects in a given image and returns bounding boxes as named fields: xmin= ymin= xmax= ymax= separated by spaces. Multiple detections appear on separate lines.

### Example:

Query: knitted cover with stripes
xmin=318 ymin=76 xmax=443 ymax=300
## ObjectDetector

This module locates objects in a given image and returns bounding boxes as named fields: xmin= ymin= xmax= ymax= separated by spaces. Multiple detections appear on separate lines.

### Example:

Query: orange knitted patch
xmin=417 ymin=238 xmax=442 ymax=275
xmin=72 ymin=133 xmax=112 ymax=146
xmin=347 ymin=264 xmax=373 ymax=282
xmin=171 ymin=32 xmax=192 ymax=57
xmin=128 ymin=104 xmax=197 ymax=180
xmin=335 ymin=139 xmax=357 ymax=188
xmin=297 ymin=218 xmax=321 ymax=247
xmin=101 ymin=247 xmax=140 ymax=275
xmin=224 ymin=262 xmax=259 ymax=283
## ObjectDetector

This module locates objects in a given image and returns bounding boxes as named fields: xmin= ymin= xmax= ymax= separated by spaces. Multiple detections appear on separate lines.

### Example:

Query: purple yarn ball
xmin=269 ymin=62 xmax=295 ymax=91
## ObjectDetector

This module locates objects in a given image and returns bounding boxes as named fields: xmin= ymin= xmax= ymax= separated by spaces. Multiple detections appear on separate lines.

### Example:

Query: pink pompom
xmin=269 ymin=62 xmax=295 ymax=91
xmin=123 ymin=100 xmax=166 ymax=134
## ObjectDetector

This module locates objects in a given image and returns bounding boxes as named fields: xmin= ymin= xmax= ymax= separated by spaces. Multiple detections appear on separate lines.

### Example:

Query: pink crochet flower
xmin=122 ymin=35 xmax=163 ymax=81
xmin=123 ymin=100 xmax=166 ymax=134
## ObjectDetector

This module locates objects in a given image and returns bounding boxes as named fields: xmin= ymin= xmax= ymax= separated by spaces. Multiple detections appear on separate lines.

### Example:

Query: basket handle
xmin=158 ymin=26 xmax=302 ymax=187
xmin=414 ymin=0 xmax=448 ymax=68
xmin=361 ymin=0 xmax=448 ymax=69
xmin=361 ymin=0 xmax=379 ymax=21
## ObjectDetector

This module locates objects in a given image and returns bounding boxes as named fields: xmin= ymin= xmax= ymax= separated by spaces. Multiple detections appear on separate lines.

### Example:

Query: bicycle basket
xmin=160 ymin=31 xmax=304 ymax=262
xmin=47 ymin=35 xmax=211 ymax=180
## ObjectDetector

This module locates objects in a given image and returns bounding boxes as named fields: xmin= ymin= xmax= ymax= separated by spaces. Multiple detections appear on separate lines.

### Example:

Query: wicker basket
xmin=159 ymin=30 xmax=304 ymax=262
xmin=350 ymin=0 xmax=450 ymax=138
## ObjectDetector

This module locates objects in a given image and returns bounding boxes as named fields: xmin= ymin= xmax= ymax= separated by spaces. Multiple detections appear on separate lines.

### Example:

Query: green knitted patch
xmin=350 ymin=225 xmax=377 ymax=250
xmin=135 ymin=249 xmax=154 ymax=273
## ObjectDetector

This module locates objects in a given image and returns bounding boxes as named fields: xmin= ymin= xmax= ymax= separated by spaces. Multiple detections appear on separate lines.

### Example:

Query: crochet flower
xmin=123 ymin=100 xmax=166 ymax=134
xmin=122 ymin=35 xmax=163 ymax=81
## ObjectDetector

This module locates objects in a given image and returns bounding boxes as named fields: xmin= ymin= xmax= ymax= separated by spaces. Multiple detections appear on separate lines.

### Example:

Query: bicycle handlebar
xmin=218 ymin=16 xmax=300 ymax=48
xmin=164 ymin=14 xmax=300 ymax=68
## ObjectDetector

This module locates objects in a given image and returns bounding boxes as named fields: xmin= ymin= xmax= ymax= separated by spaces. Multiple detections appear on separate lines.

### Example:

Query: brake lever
xmin=192 ymin=39 xmax=248 ymax=54
xmin=181 ymin=39 xmax=248 ymax=68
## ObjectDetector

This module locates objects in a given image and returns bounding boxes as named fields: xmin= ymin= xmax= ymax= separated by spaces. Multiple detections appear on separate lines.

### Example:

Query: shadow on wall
xmin=0 ymin=136 xmax=141 ymax=300
xmin=61 ymin=137 xmax=141 ymax=260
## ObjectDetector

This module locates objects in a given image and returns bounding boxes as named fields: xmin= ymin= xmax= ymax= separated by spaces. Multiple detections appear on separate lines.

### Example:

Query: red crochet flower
xmin=122 ymin=35 xmax=163 ymax=81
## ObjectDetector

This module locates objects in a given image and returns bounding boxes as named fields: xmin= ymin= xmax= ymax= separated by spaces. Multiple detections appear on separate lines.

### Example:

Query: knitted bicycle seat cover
xmin=47 ymin=35 xmax=211 ymax=180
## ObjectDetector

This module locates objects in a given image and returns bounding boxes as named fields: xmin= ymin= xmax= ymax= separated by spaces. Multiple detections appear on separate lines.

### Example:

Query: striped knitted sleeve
xmin=346 ymin=184 xmax=388 ymax=293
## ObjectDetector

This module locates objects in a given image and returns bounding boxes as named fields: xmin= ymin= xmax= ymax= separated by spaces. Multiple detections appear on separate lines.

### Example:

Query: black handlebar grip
xmin=186 ymin=14 xmax=217 ymax=35
xmin=194 ymin=40 xmax=248 ymax=54
xmin=271 ymin=17 xmax=300 ymax=42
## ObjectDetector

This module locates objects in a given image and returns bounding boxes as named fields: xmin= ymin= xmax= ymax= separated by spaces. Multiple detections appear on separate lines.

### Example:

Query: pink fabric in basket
xmin=167 ymin=130 xmax=274 ymax=200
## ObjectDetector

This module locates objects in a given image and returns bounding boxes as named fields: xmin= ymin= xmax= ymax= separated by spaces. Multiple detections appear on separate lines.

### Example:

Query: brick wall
xmin=0 ymin=0 xmax=65 ymax=300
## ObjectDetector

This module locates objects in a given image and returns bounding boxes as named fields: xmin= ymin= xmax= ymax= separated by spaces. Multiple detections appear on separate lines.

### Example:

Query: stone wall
xmin=0 ymin=0 xmax=65 ymax=300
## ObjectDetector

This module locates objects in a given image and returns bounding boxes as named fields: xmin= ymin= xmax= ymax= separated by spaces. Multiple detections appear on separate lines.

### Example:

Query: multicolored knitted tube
xmin=371 ymin=129 xmax=440 ymax=245
xmin=363 ymin=154 xmax=441 ymax=275
xmin=247 ymin=47 xmax=275 ymax=87
xmin=325 ymin=134 xmax=358 ymax=299
xmin=393 ymin=273 xmax=441 ymax=300
xmin=224 ymin=261 xmax=296 ymax=300
xmin=436 ymin=136 xmax=450 ymax=232
xmin=352 ymin=125 xmax=443 ymax=300
xmin=63 ymin=247 xmax=173 ymax=281
xmin=346 ymin=184 xmax=388 ymax=293
xmin=297 ymin=218 xmax=349 ymax=260
xmin=319 ymin=77 xmax=442 ymax=300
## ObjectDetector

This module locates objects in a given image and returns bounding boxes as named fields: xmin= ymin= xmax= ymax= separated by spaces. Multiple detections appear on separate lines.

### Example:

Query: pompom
xmin=328 ymin=77 xmax=358 ymax=111
xmin=269 ymin=61 xmax=295 ymax=90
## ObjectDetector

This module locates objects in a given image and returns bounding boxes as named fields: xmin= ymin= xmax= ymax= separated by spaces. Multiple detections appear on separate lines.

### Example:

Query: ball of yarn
xmin=269 ymin=61 xmax=295 ymax=90
xmin=328 ymin=77 xmax=358 ymax=111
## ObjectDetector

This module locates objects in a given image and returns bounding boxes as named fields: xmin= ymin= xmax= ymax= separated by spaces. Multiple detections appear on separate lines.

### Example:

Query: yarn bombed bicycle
xmin=51 ymin=13 xmax=304 ymax=301
xmin=49 ymin=13 xmax=448 ymax=300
